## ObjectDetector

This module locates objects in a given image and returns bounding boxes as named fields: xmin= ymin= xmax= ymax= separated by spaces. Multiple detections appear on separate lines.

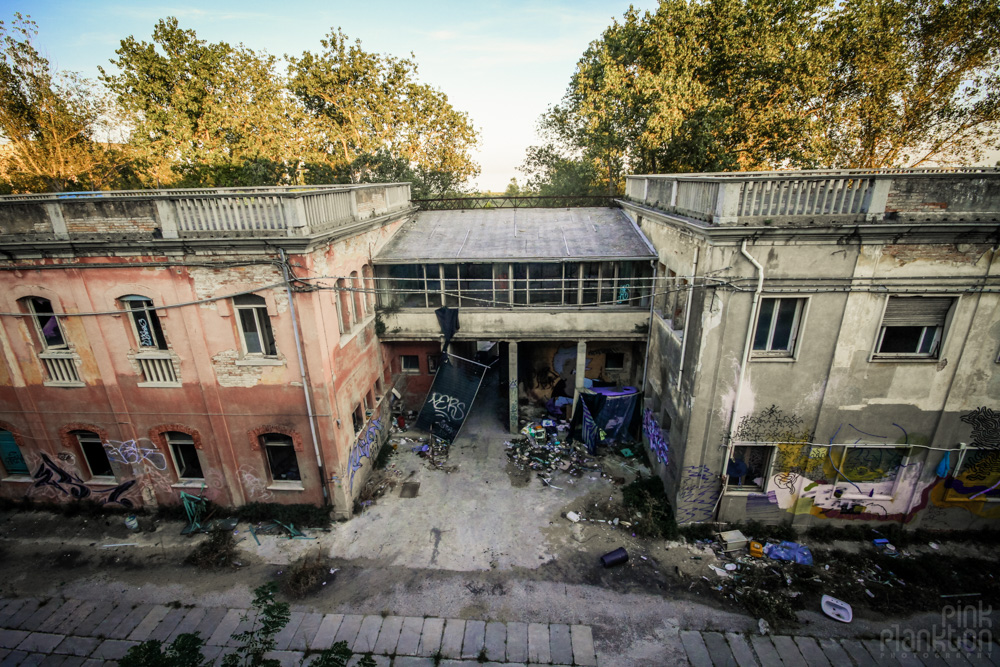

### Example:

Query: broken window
xmin=753 ymin=298 xmax=804 ymax=357
xmin=352 ymin=404 xmax=364 ymax=433
xmin=876 ymin=296 xmax=953 ymax=358
xmin=564 ymin=264 xmax=582 ymax=305
xmin=261 ymin=434 xmax=300 ymax=482
xmin=234 ymin=294 xmax=277 ymax=355
xmin=383 ymin=265 xmax=424 ymax=308
xmin=24 ymin=296 xmax=66 ymax=349
xmin=121 ymin=295 xmax=167 ymax=350
xmin=600 ymin=263 xmax=619 ymax=305
xmin=529 ymin=263 xmax=562 ymax=305
xmin=442 ymin=265 xmax=459 ymax=306
xmin=166 ymin=432 xmax=203 ymax=480
xmin=75 ymin=430 xmax=113 ymax=478
xmin=460 ymin=263 xmax=493 ymax=307
xmin=726 ymin=445 xmax=772 ymax=490
xmin=605 ymin=351 xmax=625 ymax=370
xmin=582 ymin=262 xmax=600 ymax=305
xmin=494 ymin=264 xmax=512 ymax=306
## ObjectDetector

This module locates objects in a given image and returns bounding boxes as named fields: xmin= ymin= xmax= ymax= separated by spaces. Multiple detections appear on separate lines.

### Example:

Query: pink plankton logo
xmin=879 ymin=603 xmax=992 ymax=659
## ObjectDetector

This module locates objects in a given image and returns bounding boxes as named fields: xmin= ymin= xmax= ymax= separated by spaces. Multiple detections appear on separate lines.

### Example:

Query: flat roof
xmin=375 ymin=207 xmax=656 ymax=263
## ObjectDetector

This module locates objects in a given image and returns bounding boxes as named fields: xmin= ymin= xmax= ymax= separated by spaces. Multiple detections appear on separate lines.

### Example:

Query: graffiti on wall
xmin=103 ymin=439 xmax=167 ymax=470
xmin=348 ymin=417 xmax=385 ymax=494
xmin=733 ymin=405 xmax=813 ymax=445
xmin=961 ymin=407 xmax=1000 ymax=449
xmin=239 ymin=464 xmax=273 ymax=501
xmin=31 ymin=453 xmax=137 ymax=507
xmin=642 ymin=409 xmax=669 ymax=465
xmin=676 ymin=465 xmax=720 ymax=524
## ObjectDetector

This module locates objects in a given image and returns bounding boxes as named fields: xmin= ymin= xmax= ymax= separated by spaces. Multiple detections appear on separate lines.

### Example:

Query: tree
xmin=820 ymin=0 xmax=1000 ymax=167
xmin=222 ymin=582 xmax=290 ymax=667
xmin=0 ymin=14 xmax=134 ymax=193
xmin=287 ymin=29 xmax=479 ymax=193
xmin=529 ymin=0 xmax=1000 ymax=190
xmin=100 ymin=18 xmax=310 ymax=187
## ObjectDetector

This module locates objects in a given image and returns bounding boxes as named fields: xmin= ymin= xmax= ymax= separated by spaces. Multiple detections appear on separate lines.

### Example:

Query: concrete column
xmin=508 ymin=341 xmax=519 ymax=434
xmin=571 ymin=340 xmax=587 ymax=419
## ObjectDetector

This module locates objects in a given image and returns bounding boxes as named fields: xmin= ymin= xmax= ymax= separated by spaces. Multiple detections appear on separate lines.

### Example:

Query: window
xmin=351 ymin=271 xmax=365 ymax=322
xmin=25 ymin=296 xmax=66 ymax=349
xmin=0 ymin=430 xmax=28 ymax=476
xmin=427 ymin=353 xmax=439 ymax=374
xmin=726 ymin=445 xmax=772 ymax=490
xmin=233 ymin=294 xmax=276 ymax=355
xmin=605 ymin=351 xmax=625 ymax=370
xmin=166 ymin=432 xmax=203 ymax=480
xmin=261 ymin=434 xmax=300 ymax=481
xmin=121 ymin=296 xmax=167 ymax=350
xmin=352 ymin=404 xmax=365 ymax=433
xmin=75 ymin=431 xmax=113 ymax=478
xmin=876 ymin=297 xmax=953 ymax=358
xmin=753 ymin=298 xmax=804 ymax=356
xmin=362 ymin=265 xmax=375 ymax=314
xmin=337 ymin=278 xmax=353 ymax=331
xmin=401 ymin=354 xmax=420 ymax=373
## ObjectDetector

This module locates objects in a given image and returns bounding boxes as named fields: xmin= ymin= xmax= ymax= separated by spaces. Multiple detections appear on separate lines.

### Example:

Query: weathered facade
xmin=622 ymin=168 xmax=1000 ymax=529
xmin=0 ymin=184 xmax=412 ymax=518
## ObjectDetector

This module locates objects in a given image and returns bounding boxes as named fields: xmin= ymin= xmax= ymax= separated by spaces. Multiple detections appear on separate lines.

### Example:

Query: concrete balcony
xmin=624 ymin=168 xmax=1000 ymax=226
xmin=0 ymin=183 xmax=412 ymax=243
xmin=378 ymin=308 xmax=651 ymax=342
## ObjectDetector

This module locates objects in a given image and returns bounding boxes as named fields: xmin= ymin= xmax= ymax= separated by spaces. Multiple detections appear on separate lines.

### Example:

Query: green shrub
xmin=119 ymin=633 xmax=207 ymax=667
xmin=621 ymin=477 xmax=678 ymax=539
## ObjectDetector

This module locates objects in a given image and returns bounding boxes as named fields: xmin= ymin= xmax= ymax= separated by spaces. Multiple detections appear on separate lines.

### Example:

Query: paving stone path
xmin=0 ymin=596 xmax=996 ymax=665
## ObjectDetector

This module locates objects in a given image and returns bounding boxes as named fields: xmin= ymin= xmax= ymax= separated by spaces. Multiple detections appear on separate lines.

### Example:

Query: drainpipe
xmin=640 ymin=260 xmax=657 ymax=392
xmin=714 ymin=240 xmax=764 ymax=518
xmin=279 ymin=248 xmax=328 ymax=505
xmin=676 ymin=247 xmax=699 ymax=389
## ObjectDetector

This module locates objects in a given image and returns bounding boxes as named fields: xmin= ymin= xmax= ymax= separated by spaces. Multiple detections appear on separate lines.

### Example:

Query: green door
xmin=0 ymin=430 xmax=28 ymax=476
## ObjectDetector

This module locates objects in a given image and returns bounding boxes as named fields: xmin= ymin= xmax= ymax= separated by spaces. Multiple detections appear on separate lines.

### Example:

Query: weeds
xmin=184 ymin=530 xmax=239 ymax=570
xmin=621 ymin=477 xmax=678 ymax=539
xmin=279 ymin=551 xmax=336 ymax=599
xmin=119 ymin=633 xmax=208 ymax=667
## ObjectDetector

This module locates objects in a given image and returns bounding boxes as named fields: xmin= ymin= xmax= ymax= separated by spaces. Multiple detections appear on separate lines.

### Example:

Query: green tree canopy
xmin=524 ymin=0 xmax=1000 ymax=194
xmin=100 ymin=17 xmax=308 ymax=187
xmin=287 ymin=29 xmax=480 ymax=194
xmin=0 ymin=14 xmax=133 ymax=193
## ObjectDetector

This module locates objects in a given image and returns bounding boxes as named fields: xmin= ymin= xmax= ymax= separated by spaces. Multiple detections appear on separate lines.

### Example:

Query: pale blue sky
xmin=12 ymin=1 xmax=658 ymax=191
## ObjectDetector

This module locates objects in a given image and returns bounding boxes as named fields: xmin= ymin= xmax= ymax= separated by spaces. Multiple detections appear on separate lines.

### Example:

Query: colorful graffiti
xmin=32 ymin=453 xmax=137 ymax=507
xmin=348 ymin=417 xmax=385 ymax=494
xmin=676 ymin=465 xmax=720 ymax=524
xmin=642 ymin=409 xmax=669 ymax=465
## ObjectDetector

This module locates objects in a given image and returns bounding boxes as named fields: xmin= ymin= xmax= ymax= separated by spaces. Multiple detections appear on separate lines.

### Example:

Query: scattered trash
xmin=724 ymin=563 xmax=738 ymax=571
xmin=101 ymin=543 xmax=138 ymax=548
xmin=929 ymin=542 xmax=940 ymax=550
xmin=865 ymin=589 xmax=875 ymax=598
xmin=566 ymin=511 xmax=581 ymax=523
xmin=717 ymin=530 xmax=748 ymax=552
xmin=940 ymin=593 xmax=981 ymax=598
xmin=749 ymin=540 xmax=764 ymax=558
xmin=821 ymin=595 xmax=853 ymax=623
xmin=124 ymin=515 xmax=139 ymax=532
xmin=708 ymin=565 xmax=730 ymax=578
xmin=758 ymin=619 xmax=770 ymax=635
xmin=600 ymin=547 xmax=629 ymax=568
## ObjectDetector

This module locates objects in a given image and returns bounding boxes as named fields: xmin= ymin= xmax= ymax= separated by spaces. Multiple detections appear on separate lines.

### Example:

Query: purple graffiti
xmin=349 ymin=418 xmax=384 ymax=493
xmin=32 ymin=453 xmax=137 ymax=508
xmin=642 ymin=409 xmax=669 ymax=465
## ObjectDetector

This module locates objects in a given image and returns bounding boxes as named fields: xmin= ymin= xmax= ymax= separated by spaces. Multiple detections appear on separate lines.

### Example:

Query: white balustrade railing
xmin=625 ymin=167 xmax=1000 ymax=225
xmin=0 ymin=183 xmax=413 ymax=239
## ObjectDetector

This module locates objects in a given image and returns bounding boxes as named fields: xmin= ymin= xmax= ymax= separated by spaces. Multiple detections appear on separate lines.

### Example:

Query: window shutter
xmin=882 ymin=297 xmax=954 ymax=326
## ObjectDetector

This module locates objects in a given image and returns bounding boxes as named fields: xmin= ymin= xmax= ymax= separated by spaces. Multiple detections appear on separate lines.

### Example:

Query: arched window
xmin=165 ymin=431 xmax=203 ymax=480
xmin=260 ymin=433 xmax=300 ymax=481
xmin=0 ymin=429 xmax=28 ymax=476
xmin=233 ymin=294 xmax=277 ymax=355
xmin=337 ymin=279 xmax=352 ymax=332
xmin=120 ymin=295 xmax=167 ymax=350
xmin=72 ymin=430 xmax=113 ymax=478
xmin=351 ymin=271 xmax=364 ymax=322
xmin=361 ymin=265 xmax=375 ymax=315
xmin=23 ymin=296 xmax=66 ymax=349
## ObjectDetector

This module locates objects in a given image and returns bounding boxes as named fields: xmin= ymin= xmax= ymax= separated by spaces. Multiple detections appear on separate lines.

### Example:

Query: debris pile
xmin=504 ymin=429 xmax=601 ymax=483
xmin=410 ymin=435 xmax=451 ymax=468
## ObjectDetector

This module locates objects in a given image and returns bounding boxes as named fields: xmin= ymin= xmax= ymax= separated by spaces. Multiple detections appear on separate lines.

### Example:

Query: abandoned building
xmin=0 ymin=168 xmax=998 ymax=530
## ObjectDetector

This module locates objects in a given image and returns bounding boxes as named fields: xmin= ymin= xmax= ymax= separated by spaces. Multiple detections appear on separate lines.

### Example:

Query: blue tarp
xmin=764 ymin=541 xmax=814 ymax=566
